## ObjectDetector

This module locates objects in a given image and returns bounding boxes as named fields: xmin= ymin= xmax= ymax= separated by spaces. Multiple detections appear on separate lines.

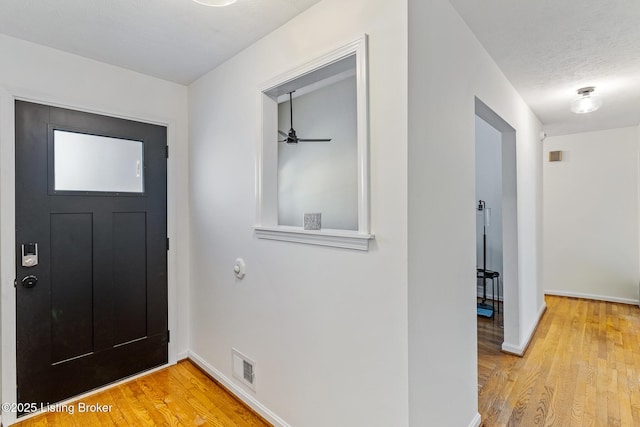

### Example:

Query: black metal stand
xmin=482 ymin=225 xmax=487 ymax=302
xmin=477 ymin=200 xmax=497 ymax=318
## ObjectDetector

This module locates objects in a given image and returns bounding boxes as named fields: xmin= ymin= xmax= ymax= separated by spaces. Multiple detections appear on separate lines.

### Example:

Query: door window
xmin=53 ymin=130 xmax=144 ymax=193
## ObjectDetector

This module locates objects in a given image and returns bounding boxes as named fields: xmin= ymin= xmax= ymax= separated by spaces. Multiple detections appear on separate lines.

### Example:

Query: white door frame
xmin=475 ymin=97 xmax=520 ymax=352
xmin=0 ymin=86 xmax=179 ymax=425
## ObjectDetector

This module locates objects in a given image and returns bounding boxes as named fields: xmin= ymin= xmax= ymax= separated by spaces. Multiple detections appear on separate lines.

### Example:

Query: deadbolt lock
xmin=21 ymin=275 xmax=38 ymax=288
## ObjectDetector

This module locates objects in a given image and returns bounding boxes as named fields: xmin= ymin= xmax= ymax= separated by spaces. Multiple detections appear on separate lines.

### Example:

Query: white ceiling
xmin=2 ymin=0 xmax=638 ymax=136
xmin=450 ymin=0 xmax=640 ymax=136
xmin=0 ymin=0 xmax=321 ymax=85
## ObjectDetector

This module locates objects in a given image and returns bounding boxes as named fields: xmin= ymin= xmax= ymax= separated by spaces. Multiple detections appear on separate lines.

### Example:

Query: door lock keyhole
xmin=21 ymin=275 xmax=38 ymax=288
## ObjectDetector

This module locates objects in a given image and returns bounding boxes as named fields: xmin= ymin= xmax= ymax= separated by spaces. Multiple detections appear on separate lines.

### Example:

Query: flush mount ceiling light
xmin=192 ymin=0 xmax=237 ymax=6
xmin=570 ymin=86 xmax=603 ymax=114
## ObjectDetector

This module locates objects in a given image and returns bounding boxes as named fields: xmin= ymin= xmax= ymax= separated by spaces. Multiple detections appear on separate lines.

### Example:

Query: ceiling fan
xmin=278 ymin=91 xmax=332 ymax=144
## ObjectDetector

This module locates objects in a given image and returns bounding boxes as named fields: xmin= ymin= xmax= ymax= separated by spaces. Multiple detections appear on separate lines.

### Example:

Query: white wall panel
xmin=544 ymin=127 xmax=640 ymax=303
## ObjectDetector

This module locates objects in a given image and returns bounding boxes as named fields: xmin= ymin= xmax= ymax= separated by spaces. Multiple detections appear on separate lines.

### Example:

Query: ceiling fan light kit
xmin=570 ymin=86 xmax=603 ymax=114
xmin=192 ymin=0 xmax=237 ymax=7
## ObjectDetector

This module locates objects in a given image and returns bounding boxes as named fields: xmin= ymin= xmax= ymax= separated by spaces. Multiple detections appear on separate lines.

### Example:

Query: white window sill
xmin=254 ymin=226 xmax=374 ymax=251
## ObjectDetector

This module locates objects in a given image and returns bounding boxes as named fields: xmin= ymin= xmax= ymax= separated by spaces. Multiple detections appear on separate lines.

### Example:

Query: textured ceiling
xmin=449 ymin=0 xmax=640 ymax=136
xmin=0 ymin=0 xmax=321 ymax=85
xmin=2 ymin=0 xmax=638 ymax=135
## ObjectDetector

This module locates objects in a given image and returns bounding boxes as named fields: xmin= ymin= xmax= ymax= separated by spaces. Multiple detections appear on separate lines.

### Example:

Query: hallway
xmin=478 ymin=296 xmax=640 ymax=426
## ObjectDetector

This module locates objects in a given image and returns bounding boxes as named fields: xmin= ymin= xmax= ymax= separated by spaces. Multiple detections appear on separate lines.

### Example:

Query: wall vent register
xmin=548 ymin=151 xmax=562 ymax=162
xmin=232 ymin=348 xmax=256 ymax=391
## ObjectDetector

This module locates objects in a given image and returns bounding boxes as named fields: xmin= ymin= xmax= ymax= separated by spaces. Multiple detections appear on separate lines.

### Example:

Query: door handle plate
xmin=21 ymin=243 xmax=38 ymax=267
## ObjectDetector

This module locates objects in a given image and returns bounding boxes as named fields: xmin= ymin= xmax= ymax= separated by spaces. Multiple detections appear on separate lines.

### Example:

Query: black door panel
xmin=15 ymin=101 xmax=168 ymax=413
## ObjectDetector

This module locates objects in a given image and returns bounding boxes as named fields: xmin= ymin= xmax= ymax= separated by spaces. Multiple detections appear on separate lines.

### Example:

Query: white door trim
xmin=0 ymin=85 xmax=179 ymax=425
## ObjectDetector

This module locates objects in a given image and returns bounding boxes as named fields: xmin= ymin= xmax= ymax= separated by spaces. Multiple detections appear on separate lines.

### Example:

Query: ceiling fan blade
xmin=278 ymin=130 xmax=288 ymax=137
xmin=297 ymin=138 xmax=332 ymax=142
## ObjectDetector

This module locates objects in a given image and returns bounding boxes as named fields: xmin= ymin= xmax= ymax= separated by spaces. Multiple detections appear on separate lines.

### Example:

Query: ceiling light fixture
xmin=570 ymin=86 xmax=603 ymax=114
xmin=192 ymin=0 xmax=237 ymax=6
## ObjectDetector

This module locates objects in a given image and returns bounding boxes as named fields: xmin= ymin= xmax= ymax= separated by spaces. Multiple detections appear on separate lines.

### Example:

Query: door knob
xmin=21 ymin=275 xmax=38 ymax=288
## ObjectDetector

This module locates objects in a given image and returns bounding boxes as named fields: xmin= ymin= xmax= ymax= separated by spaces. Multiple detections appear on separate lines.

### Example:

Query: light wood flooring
xmin=14 ymin=359 xmax=271 ymax=426
xmin=14 ymin=295 xmax=637 ymax=426
xmin=478 ymin=295 xmax=640 ymax=426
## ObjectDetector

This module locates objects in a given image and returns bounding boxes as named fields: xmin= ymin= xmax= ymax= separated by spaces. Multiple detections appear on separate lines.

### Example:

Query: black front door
xmin=15 ymin=101 xmax=168 ymax=413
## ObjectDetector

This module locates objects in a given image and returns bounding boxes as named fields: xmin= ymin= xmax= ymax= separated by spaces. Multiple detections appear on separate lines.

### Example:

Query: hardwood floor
xmin=478 ymin=295 xmax=640 ymax=426
xmin=14 ymin=360 xmax=271 ymax=426
xmin=13 ymin=295 xmax=638 ymax=426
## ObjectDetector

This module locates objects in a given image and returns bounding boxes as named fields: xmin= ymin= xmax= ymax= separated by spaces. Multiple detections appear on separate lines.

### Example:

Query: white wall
xmin=188 ymin=0 xmax=408 ymax=426
xmin=408 ymin=0 xmax=543 ymax=425
xmin=0 ymin=1 xmax=549 ymax=426
xmin=475 ymin=116 xmax=503 ymax=285
xmin=544 ymin=127 xmax=640 ymax=304
xmin=278 ymin=76 xmax=358 ymax=230
xmin=0 ymin=33 xmax=189 ymax=425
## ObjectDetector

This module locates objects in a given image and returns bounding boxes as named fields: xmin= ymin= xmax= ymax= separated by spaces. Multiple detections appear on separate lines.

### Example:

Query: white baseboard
xmin=545 ymin=290 xmax=639 ymax=305
xmin=468 ymin=412 xmax=481 ymax=427
xmin=188 ymin=351 xmax=291 ymax=427
xmin=501 ymin=301 xmax=547 ymax=356
xmin=501 ymin=342 xmax=523 ymax=356
xmin=176 ymin=350 xmax=189 ymax=361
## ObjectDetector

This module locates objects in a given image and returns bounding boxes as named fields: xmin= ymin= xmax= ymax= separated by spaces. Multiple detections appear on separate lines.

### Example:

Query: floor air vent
xmin=232 ymin=348 xmax=256 ymax=391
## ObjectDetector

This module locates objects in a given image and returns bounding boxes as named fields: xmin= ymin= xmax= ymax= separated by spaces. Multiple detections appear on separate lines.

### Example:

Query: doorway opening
xmin=474 ymin=98 xmax=518 ymax=364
